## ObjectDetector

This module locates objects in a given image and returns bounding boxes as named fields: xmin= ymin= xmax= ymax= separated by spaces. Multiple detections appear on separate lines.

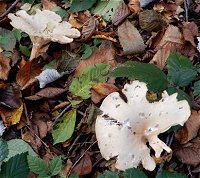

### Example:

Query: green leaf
xmin=27 ymin=155 xmax=49 ymax=176
xmin=52 ymin=109 xmax=76 ymax=144
xmin=13 ymin=29 xmax=22 ymax=42
xmin=52 ymin=7 xmax=68 ymax=19
xmin=98 ymin=171 xmax=119 ymax=178
xmin=156 ymin=170 xmax=186 ymax=178
xmin=0 ymin=139 xmax=8 ymax=162
xmin=22 ymin=0 xmax=35 ymax=3
xmin=166 ymin=86 xmax=192 ymax=107
xmin=92 ymin=0 xmax=121 ymax=22
xmin=193 ymin=80 xmax=200 ymax=96
xmin=69 ymin=173 xmax=79 ymax=178
xmin=0 ymin=152 xmax=29 ymax=178
xmin=110 ymin=61 xmax=167 ymax=92
xmin=166 ymin=52 xmax=197 ymax=87
xmin=70 ymin=0 xmax=97 ymax=12
xmin=121 ymin=168 xmax=147 ymax=178
xmin=19 ymin=44 xmax=31 ymax=57
xmin=0 ymin=27 xmax=16 ymax=52
xmin=69 ymin=63 xmax=110 ymax=99
xmin=4 ymin=139 xmax=36 ymax=162
xmin=81 ymin=44 xmax=96 ymax=59
xmin=49 ymin=155 xmax=62 ymax=176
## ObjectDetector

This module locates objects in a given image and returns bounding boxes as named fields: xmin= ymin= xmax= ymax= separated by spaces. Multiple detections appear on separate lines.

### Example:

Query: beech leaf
xmin=52 ymin=109 xmax=76 ymax=144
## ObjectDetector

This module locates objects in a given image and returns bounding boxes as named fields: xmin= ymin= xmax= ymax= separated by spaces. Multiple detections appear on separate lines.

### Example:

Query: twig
xmin=0 ymin=0 xmax=20 ymax=19
xmin=67 ymin=141 xmax=97 ymax=177
xmin=66 ymin=134 xmax=81 ymax=157
xmin=184 ymin=0 xmax=189 ymax=22
xmin=53 ymin=104 xmax=72 ymax=125
xmin=156 ymin=133 xmax=175 ymax=176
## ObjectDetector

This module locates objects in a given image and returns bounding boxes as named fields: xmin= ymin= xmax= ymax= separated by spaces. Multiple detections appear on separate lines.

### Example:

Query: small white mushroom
xmin=0 ymin=121 xmax=5 ymax=136
xmin=8 ymin=9 xmax=80 ymax=60
xmin=95 ymin=81 xmax=191 ymax=171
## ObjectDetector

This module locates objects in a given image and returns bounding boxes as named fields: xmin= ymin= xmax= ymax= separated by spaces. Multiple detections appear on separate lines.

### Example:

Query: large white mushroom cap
xmin=8 ymin=9 xmax=80 ymax=44
xmin=95 ymin=81 xmax=191 ymax=171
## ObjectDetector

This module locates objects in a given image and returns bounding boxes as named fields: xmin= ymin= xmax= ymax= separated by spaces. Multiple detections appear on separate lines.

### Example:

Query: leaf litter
xmin=0 ymin=0 xmax=200 ymax=177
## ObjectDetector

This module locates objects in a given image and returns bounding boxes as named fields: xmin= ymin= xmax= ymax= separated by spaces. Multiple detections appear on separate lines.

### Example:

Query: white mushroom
xmin=8 ymin=9 xmax=80 ymax=60
xmin=0 ymin=121 xmax=5 ymax=136
xmin=95 ymin=81 xmax=191 ymax=171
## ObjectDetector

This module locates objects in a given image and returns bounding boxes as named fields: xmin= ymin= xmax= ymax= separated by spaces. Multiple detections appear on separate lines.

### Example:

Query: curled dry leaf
xmin=118 ymin=20 xmax=146 ymax=55
xmin=151 ymin=25 xmax=184 ymax=69
xmin=25 ymin=87 xmax=66 ymax=101
xmin=91 ymin=83 xmax=119 ymax=104
xmin=75 ymin=40 xmax=116 ymax=76
xmin=112 ymin=0 xmax=130 ymax=25
xmin=176 ymin=110 xmax=200 ymax=144
xmin=182 ymin=22 xmax=198 ymax=47
xmin=81 ymin=16 xmax=97 ymax=41
xmin=95 ymin=81 xmax=190 ymax=171
xmin=128 ymin=0 xmax=141 ymax=13
xmin=0 ymin=53 xmax=11 ymax=80
xmin=174 ymin=137 xmax=200 ymax=167
xmin=16 ymin=57 xmax=45 ymax=90
xmin=72 ymin=153 xmax=92 ymax=175
xmin=0 ymin=83 xmax=22 ymax=109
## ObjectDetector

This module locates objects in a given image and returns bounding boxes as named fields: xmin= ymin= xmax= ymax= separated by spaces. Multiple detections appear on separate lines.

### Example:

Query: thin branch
xmin=0 ymin=0 xmax=20 ymax=19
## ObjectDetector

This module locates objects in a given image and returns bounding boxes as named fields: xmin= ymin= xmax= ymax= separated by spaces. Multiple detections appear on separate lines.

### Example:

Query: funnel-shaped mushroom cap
xmin=95 ymin=81 xmax=190 ymax=171
xmin=8 ymin=9 xmax=80 ymax=44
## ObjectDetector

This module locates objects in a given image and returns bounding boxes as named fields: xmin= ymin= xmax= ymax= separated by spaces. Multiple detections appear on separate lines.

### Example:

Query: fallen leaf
xmin=0 ymin=53 xmax=11 ymax=80
xmin=128 ymin=0 xmax=141 ymax=13
xmin=176 ymin=110 xmax=200 ymax=144
xmin=0 ymin=2 xmax=7 ymax=15
xmin=81 ymin=16 xmax=97 ymax=41
xmin=42 ymin=0 xmax=57 ymax=10
xmin=118 ymin=20 xmax=146 ymax=55
xmin=91 ymin=83 xmax=119 ymax=103
xmin=0 ymin=105 xmax=23 ymax=127
xmin=16 ymin=57 xmax=45 ymax=90
xmin=112 ymin=0 xmax=130 ymax=25
xmin=25 ymin=87 xmax=66 ymax=100
xmin=182 ymin=22 xmax=198 ymax=47
xmin=174 ymin=137 xmax=200 ymax=167
xmin=0 ymin=83 xmax=22 ymax=109
xmin=151 ymin=25 xmax=184 ymax=69
xmin=72 ymin=153 xmax=92 ymax=175
xmin=75 ymin=40 xmax=116 ymax=76
xmin=92 ymin=35 xmax=117 ymax=42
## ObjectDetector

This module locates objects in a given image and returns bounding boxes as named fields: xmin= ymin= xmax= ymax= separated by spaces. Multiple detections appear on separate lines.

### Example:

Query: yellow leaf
xmin=10 ymin=105 xmax=23 ymax=125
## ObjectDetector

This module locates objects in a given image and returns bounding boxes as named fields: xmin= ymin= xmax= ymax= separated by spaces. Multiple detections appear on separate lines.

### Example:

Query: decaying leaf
xmin=118 ymin=20 xmax=146 ymax=55
xmin=25 ymin=87 xmax=66 ymax=100
xmin=91 ymin=83 xmax=119 ymax=104
xmin=176 ymin=110 xmax=200 ymax=144
xmin=182 ymin=22 xmax=198 ymax=47
xmin=0 ymin=83 xmax=22 ymax=109
xmin=72 ymin=153 xmax=92 ymax=175
xmin=175 ymin=137 xmax=200 ymax=167
xmin=0 ymin=53 xmax=11 ymax=80
xmin=0 ymin=105 xmax=23 ymax=127
xmin=16 ymin=57 xmax=45 ymax=90
xmin=139 ymin=0 xmax=155 ymax=7
xmin=151 ymin=25 xmax=184 ymax=69
xmin=75 ymin=40 xmax=116 ymax=76
xmin=128 ymin=0 xmax=141 ymax=13
xmin=95 ymin=81 xmax=190 ymax=171
xmin=112 ymin=0 xmax=130 ymax=25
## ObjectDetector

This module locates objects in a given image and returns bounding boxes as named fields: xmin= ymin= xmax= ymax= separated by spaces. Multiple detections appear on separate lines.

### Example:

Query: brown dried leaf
xmin=151 ymin=25 xmax=184 ymax=69
xmin=176 ymin=110 xmax=200 ymax=144
xmin=75 ymin=40 xmax=116 ymax=76
xmin=112 ymin=0 xmax=130 ymax=25
xmin=182 ymin=22 xmax=198 ymax=47
xmin=91 ymin=83 xmax=119 ymax=104
xmin=72 ymin=153 xmax=92 ymax=175
xmin=25 ymin=87 xmax=66 ymax=101
xmin=0 ymin=53 xmax=11 ymax=80
xmin=0 ymin=2 xmax=7 ymax=15
xmin=0 ymin=83 xmax=22 ymax=109
xmin=16 ymin=57 xmax=45 ymax=90
xmin=118 ymin=20 xmax=146 ymax=55
xmin=42 ymin=0 xmax=57 ymax=10
xmin=81 ymin=16 xmax=97 ymax=41
xmin=128 ymin=0 xmax=141 ymax=13
xmin=174 ymin=137 xmax=200 ymax=167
